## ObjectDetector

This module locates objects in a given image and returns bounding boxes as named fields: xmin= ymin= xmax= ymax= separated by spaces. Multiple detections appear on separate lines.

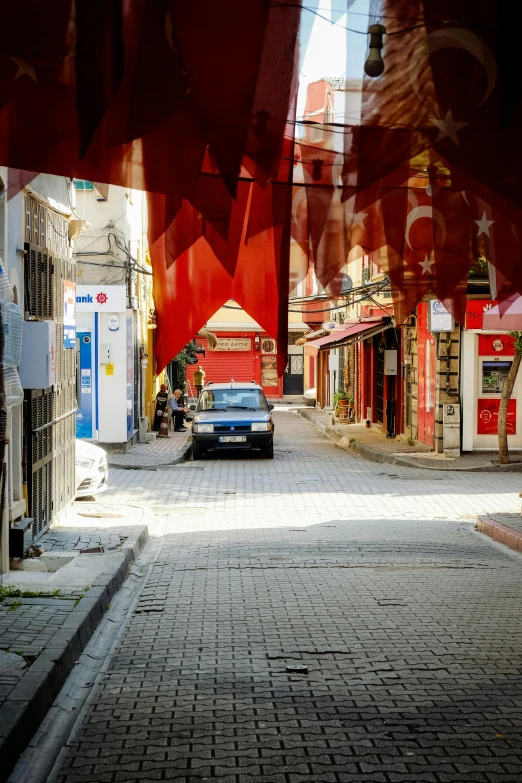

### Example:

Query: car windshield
xmin=198 ymin=389 xmax=268 ymax=411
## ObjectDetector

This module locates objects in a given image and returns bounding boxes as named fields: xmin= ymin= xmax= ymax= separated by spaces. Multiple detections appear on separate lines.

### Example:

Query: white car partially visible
xmin=303 ymin=388 xmax=316 ymax=407
xmin=75 ymin=440 xmax=108 ymax=497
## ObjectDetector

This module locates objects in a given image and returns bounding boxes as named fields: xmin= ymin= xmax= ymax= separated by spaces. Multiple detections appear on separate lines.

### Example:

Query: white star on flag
xmin=347 ymin=212 xmax=367 ymax=229
xmin=475 ymin=212 xmax=494 ymax=237
xmin=10 ymin=57 xmax=37 ymax=82
xmin=430 ymin=110 xmax=467 ymax=145
xmin=419 ymin=255 xmax=434 ymax=275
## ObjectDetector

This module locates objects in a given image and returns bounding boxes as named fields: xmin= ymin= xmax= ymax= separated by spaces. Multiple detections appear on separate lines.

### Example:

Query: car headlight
xmin=194 ymin=423 xmax=214 ymax=433
xmin=76 ymin=458 xmax=94 ymax=469
xmin=252 ymin=422 xmax=272 ymax=432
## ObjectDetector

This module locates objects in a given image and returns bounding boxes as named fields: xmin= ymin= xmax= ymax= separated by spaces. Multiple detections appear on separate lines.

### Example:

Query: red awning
xmin=304 ymin=318 xmax=390 ymax=358
xmin=482 ymin=295 xmax=522 ymax=331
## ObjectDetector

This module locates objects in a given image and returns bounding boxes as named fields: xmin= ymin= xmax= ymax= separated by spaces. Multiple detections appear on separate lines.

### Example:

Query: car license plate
xmin=219 ymin=435 xmax=247 ymax=443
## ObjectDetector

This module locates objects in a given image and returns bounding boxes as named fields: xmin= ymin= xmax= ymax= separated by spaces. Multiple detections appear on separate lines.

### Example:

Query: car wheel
xmin=262 ymin=440 xmax=274 ymax=459
xmin=192 ymin=441 xmax=203 ymax=460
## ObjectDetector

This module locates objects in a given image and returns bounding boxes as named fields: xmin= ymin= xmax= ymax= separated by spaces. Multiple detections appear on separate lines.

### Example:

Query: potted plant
xmin=333 ymin=389 xmax=349 ymax=408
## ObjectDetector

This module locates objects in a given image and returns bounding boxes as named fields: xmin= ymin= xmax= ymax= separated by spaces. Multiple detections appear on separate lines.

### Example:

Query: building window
xmin=75 ymin=180 xmax=94 ymax=191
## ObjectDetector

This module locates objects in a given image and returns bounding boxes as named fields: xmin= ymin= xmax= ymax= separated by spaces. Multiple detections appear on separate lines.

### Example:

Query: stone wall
xmin=434 ymin=325 xmax=461 ymax=453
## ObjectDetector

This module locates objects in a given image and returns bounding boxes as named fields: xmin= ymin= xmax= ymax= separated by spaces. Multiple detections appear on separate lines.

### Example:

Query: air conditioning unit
xmin=261 ymin=337 xmax=277 ymax=354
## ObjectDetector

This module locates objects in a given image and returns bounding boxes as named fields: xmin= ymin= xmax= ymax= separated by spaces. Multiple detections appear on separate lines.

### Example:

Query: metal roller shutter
xmin=185 ymin=337 xmax=256 ymax=391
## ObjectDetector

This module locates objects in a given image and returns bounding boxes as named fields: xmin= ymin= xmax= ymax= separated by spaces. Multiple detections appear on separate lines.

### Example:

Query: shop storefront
xmin=186 ymin=332 xmax=283 ymax=398
xmin=461 ymin=299 xmax=522 ymax=451
xmin=304 ymin=318 xmax=398 ymax=429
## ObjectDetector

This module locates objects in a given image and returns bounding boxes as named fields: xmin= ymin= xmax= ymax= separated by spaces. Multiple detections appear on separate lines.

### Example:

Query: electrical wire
xmin=275 ymin=3 xmax=453 ymax=35
xmin=288 ymin=277 xmax=388 ymax=303
xmin=287 ymin=280 xmax=391 ymax=313
xmin=221 ymin=277 xmax=390 ymax=314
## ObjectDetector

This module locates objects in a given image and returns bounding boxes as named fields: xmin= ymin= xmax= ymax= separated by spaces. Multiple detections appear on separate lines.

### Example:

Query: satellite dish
xmin=340 ymin=274 xmax=353 ymax=294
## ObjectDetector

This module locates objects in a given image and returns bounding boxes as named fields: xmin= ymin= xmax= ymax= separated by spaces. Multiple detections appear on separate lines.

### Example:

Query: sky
xmin=297 ymin=0 xmax=370 ymax=118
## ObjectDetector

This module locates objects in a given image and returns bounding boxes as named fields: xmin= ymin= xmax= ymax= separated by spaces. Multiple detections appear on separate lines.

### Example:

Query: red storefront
xmin=461 ymin=298 xmax=522 ymax=451
xmin=186 ymin=332 xmax=283 ymax=398
xmin=305 ymin=316 xmax=402 ymax=437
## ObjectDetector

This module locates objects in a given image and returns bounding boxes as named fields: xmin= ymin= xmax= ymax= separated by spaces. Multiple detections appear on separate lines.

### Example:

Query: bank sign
xmin=75 ymin=285 xmax=127 ymax=312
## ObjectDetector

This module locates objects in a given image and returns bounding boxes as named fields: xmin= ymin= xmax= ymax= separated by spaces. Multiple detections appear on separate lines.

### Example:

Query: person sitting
xmin=168 ymin=389 xmax=189 ymax=432
xmin=152 ymin=383 xmax=169 ymax=431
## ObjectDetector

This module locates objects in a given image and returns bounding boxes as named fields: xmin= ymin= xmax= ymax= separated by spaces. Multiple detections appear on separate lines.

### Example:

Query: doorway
xmin=284 ymin=354 xmax=304 ymax=395
xmin=375 ymin=336 xmax=384 ymax=424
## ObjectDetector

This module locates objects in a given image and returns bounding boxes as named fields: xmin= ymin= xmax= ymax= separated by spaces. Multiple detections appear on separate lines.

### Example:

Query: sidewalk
xmin=476 ymin=512 xmax=522 ymax=553
xmin=298 ymin=406 xmax=522 ymax=472
xmin=107 ymin=429 xmax=191 ymax=469
xmin=0 ymin=522 xmax=148 ymax=781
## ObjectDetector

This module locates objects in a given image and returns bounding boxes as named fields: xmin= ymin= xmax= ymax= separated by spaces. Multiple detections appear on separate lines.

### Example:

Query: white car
xmin=75 ymin=440 xmax=108 ymax=497
xmin=303 ymin=388 xmax=316 ymax=407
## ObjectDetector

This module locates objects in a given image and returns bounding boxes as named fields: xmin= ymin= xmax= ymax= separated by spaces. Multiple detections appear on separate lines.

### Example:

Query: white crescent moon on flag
xmin=410 ymin=28 xmax=497 ymax=107
xmin=405 ymin=205 xmax=446 ymax=250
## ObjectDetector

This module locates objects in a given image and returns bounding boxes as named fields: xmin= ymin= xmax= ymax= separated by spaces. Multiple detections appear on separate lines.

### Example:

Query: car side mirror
xmin=268 ymin=404 xmax=274 ymax=411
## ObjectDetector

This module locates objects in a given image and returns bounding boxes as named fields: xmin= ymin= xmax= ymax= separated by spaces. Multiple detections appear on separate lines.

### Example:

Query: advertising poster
xmin=429 ymin=300 xmax=454 ymax=332
xmin=477 ymin=398 xmax=516 ymax=435
xmin=478 ymin=334 xmax=515 ymax=357
xmin=63 ymin=280 xmax=76 ymax=348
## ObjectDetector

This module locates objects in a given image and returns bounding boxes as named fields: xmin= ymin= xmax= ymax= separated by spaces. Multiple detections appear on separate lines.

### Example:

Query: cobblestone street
xmin=50 ymin=411 xmax=522 ymax=783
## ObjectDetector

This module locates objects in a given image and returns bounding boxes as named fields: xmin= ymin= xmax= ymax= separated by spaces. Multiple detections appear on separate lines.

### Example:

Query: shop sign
xmin=477 ymin=398 xmax=516 ymax=435
xmin=478 ymin=334 xmax=515 ymax=356
xmin=108 ymin=314 xmax=120 ymax=331
xmin=75 ymin=285 xmax=127 ymax=312
xmin=466 ymin=299 xmax=497 ymax=330
xmin=384 ymin=349 xmax=398 ymax=375
xmin=428 ymin=300 xmax=454 ymax=332
xmin=322 ymin=320 xmax=345 ymax=332
xmin=63 ymin=281 xmax=76 ymax=348
xmin=214 ymin=338 xmax=251 ymax=351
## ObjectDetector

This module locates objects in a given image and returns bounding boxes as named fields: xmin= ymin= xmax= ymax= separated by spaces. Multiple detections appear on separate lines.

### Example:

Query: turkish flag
xmin=75 ymin=0 xmax=124 ymax=155
xmin=468 ymin=193 xmax=522 ymax=308
xmin=419 ymin=1 xmax=522 ymax=213
xmin=374 ymin=186 xmax=472 ymax=324
xmin=170 ymin=0 xmax=271 ymax=196
xmin=234 ymin=183 xmax=291 ymax=375
xmin=151 ymin=232 xmax=234 ymax=373
xmin=149 ymin=180 xmax=291 ymax=373
xmin=243 ymin=0 xmax=301 ymax=183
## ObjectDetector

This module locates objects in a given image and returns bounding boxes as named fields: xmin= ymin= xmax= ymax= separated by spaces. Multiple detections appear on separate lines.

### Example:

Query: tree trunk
xmin=498 ymin=351 xmax=522 ymax=464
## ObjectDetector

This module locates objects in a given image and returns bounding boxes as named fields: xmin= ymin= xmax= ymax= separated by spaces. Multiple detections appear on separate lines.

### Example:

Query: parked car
xmin=303 ymin=388 xmax=316 ymax=406
xmin=191 ymin=382 xmax=274 ymax=459
xmin=75 ymin=439 xmax=108 ymax=497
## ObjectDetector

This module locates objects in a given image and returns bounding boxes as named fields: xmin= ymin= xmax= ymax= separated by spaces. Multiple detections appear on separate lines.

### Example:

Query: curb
xmin=297 ymin=409 xmax=522 ymax=473
xmin=475 ymin=514 xmax=522 ymax=553
xmin=108 ymin=439 xmax=192 ymax=470
xmin=0 ymin=524 xmax=149 ymax=783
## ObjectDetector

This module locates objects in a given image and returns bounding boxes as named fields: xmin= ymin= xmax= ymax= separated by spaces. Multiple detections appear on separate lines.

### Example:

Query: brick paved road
xmin=53 ymin=412 xmax=522 ymax=782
